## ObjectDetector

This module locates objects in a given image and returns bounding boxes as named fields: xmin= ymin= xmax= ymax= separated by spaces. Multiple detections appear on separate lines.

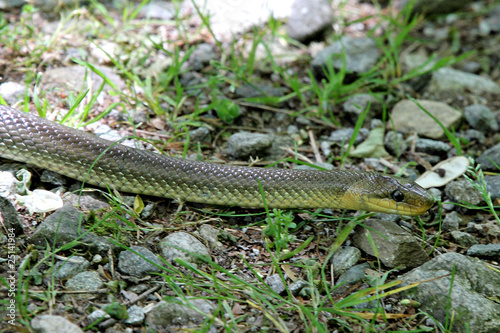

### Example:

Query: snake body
xmin=0 ymin=105 xmax=434 ymax=215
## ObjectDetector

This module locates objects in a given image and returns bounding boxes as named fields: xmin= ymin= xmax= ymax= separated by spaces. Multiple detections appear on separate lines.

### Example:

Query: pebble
xmin=226 ymin=131 xmax=273 ymax=159
xmin=444 ymin=179 xmax=483 ymax=207
xmin=331 ymin=246 xmax=361 ymax=276
xmin=333 ymin=263 xmax=370 ymax=295
xmin=485 ymin=176 xmax=500 ymax=201
xmin=328 ymin=128 xmax=369 ymax=144
xmin=145 ymin=298 xmax=215 ymax=330
xmin=265 ymin=274 xmax=286 ymax=294
xmin=311 ymin=36 xmax=379 ymax=77
xmin=199 ymin=224 xmax=222 ymax=250
xmin=390 ymin=99 xmax=462 ymax=139
xmin=428 ymin=67 xmax=500 ymax=95
xmin=414 ymin=138 xmax=450 ymax=156
xmin=442 ymin=211 xmax=463 ymax=232
xmin=234 ymin=84 xmax=286 ymax=98
xmin=477 ymin=142 xmax=500 ymax=171
xmin=343 ymin=93 xmax=383 ymax=122
xmin=459 ymin=129 xmax=485 ymax=144
xmin=286 ymin=0 xmax=332 ymax=43
xmin=0 ymin=81 xmax=26 ymax=104
xmin=53 ymin=256 xmax=90 ymax=280
xmin=125 ymin=305 xmax=146 ymax=325
xmin=464 ymin=104 xmax=499 ymax=133
xmin=190 ymin=127 xmax=211 ymax=143
xmin=188 ymin=43 xmax=218 ymax=71
xmin=450 ymin=230 xmax=478 ymax=247
xmin=467 ymin=243 xmax=500 ymax=259
xmin=159 ymin=232 xmax=210 ymax=265
xmin=65 ymin=271 xmax=103 ymax=291
xmin=31 ymin=315 xmax=83 ymax=333
xmin=118 ymin=246 xmax=163 ymax=278
xmin=384 ymin=131 xmax=407 ymax=157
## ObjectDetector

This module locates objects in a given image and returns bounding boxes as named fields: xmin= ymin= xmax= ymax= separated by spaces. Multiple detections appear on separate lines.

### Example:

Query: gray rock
xmin=398 ymin=0 xmax=474 ymax=15
xmin=145 ymin=298 xmax=215 ymax=330
xmin=289 ymin=279 xmax=308 ymax=295
xmin=62 ymin=192 xmax=111 ymax=212
xmin=442 ymin=211 xmax=463 ymax=232
xmin=53 ymin=256 xmax=90 ymax=280
xmin=390 ymin=99 xmax=462 ymax=139
xmin=450 ymin=230 xmax=478 ymax=247
xmin=41 ymin=65 xmax=125 ymax=94
xmin=352 ymin=219 xmax=428 ymax=269
xmin=29 ymin=206 xmax=114 ymax=253
xmin=159 ymin=232 xmax=210 ymax=264
xmin=467 ymin=243 xmax=500 ymax=259
xmin=199 ymin=224 xmax=222 ymax=250
xmin=384 ymin=131 xmax=408 ymax=157
xmin=40 ymin=170 xmax=67 ymax=186
xmin=459 ymin=129 xmax=485 ymax=144
xmin=343 ymin=93 xmax=383 ymax=122
xmin=333 ymin=263 xmax=370 ymax=295
xmin=0 ymin=196 xmax=24 ymax=234
xmin=311 ymin=36 xmax=379 ymax=77
xmin=139 ymin=1 xmax=175 ymax=20
xmin=265 ymin=274 xmax=286 ymax=294
xmin=286 ymin=0 xmax=333 ymax=43
xmin=31 ymin=315 xmax=83 ymax=333
xmin=65 ymin=271 xmax=103 ymax=291
xmin=226 ymin=131 xmax=273 ymax=159
xmin=118 ymin=246 xmax=162 ymax=278
xmin=444 ymin=179 xmax=483 ymax=207
xmin=331 ymin=246 xmax=361 ymax=276
xmin=429 ymin=67 xmax=500 ymax=95
xmin=294 ymin=161 xmax=333 ymax=171
xmin=461 ymin=61 xmax=481 ymax=73
xmin=188 ymin=43 xmax=218 ymax=71
xmin=234 ymin=84 xmax=286 ymax=99
xmin=0 ymin=82 xmax=26 ymax=104
xmin=464 ymin=105 xmax=499 ymax=133
xmin=485 ymin=176 xmax=500 ymax=201
xmin=328 ymin=127 xmax=369 ymax=144
xmin=414 ymin=138 xmax=450 ymax=156
xmin=124 ymin=305 xmax=145 ymax=325
xmin=0 ymin=0 xmax=25 ymax=10
xmin=400 ymin=253 xmax=500 ymax=333
xmin=477 ymin=143 xmax=500 ymax=171
xmin=85 ymin=309 xmax=110 ymax=325
xmin=484 ymin=4 xmax=500 ymax=32
xmin=190 ymin=127 xmax=211 ymax=143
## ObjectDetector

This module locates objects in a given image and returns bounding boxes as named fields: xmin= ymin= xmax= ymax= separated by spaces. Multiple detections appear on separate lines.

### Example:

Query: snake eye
xmin=391 ymin=190 xmax=405 ymax=202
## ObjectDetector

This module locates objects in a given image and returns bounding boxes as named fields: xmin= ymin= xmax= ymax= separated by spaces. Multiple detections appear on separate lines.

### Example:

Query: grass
xmin=0 ymin=0 xmax=495 ymax=332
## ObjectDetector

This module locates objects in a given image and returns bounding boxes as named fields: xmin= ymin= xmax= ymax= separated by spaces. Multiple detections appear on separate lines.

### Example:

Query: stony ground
xmin=0 ymin=0 xmax=499 ymax=332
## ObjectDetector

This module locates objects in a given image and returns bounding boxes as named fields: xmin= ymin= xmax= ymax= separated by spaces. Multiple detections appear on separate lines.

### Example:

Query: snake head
xmin=343 ymin=174 xmax=435 ymax=216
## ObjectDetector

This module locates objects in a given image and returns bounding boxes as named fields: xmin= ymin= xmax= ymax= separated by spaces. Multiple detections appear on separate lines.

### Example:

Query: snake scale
xmin=0 ymin=105 xmax=434 ymax=215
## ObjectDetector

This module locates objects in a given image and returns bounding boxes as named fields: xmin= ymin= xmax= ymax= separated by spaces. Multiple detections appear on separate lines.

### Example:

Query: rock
xmin=286 ymin=0 xmax=333 ymax=43
xmin=444 ymin=179 xmax=483 ymax=207
xmin=226 ymin=131 xmax=273 ymax=159
xmin=442 ymin=211 xmax=463 ymax=232
xmin=328 ymin=128 xmax=369 ymax=144
xmin=118 ymin=246 xmax=163 ymax=278
xmin=311 ymin=36 xmax=379 ymax=77
xmin=159 ymin=232 xmax=210 ymax=265
xmin=190 ymin=127 xmax=211 ymax=143
xmin=188 ymin=43 xmax=218 ymax=71
xmin=145 ymin=298 xmax=215 ymax=330
xmin=139 ymin=1 xmax=175 ymax=20
xmin=0 ymin=82 xmax=26 ymax=104
xmin=29 ymin=206 xmax=115 ymax=253
xmin=467 ymin=243 xmax=500 ymax=259
xmin=331 ymin=246 xmax=361 ymax=276
xmin=450 ymin=230 xmax=478 ymax=247
xmin=53 ymin=256 xmax=90 ymax=280
xmin=352 ymin=219 xmax=428 ymax=269
xmin=384 ymin=131 xmax=408 ymax=157
xmin=289 ymin=279 xmax=308 ymax=295
xmin=199 ymin=224 xmax=222 ymax=250
xmin=414 ymin=138 xmax=450 ymax=156
xmin=477 ymin=143 xmax=500 ymax=171
xmin=333 ymin=263 xmax=370 ymax=295
xmin=464 ymin=104 xmax=499 ymax=133
xmin=459 ymin=129 xmax=485 ymax=144
xmin=400 ymin=253 xmax=500 ymax=333
xmin=398 ymin=0 xmax=474 ymax=15
xmin=41 ymin=65 xmax=125 ymax=94
xmin=428 ymin=67 xmax=500 ymax=95
xmin=485 ymin=176 xmax=500 ymax=201
xmin=125 ymin=305 xmax=145 ymax=325
xmin=0 ymin=196 xmax=24 ymax=234
xmin=294 ymin=161 xmax=333 ymax=171
xmin=343 ymin=93 xmax=383 ymax=123
xmin=65 ymin=271 xmax=103 ymax=291
xmin=265 ymin=274 xmax=286 ymax=294
xmin=31 ymin=315 xmax=83 ymax=333
xmin=40 ymin=170 xmax=67 ymax=186
xmin=390 ymin=99 xmax=462 ymax=139
xmin=62 ymin=192 xmax=111 ymax=212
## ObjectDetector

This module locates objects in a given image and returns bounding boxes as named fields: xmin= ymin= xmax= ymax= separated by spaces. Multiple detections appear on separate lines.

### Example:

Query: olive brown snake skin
xmin=0 ymin=105 xmax=434 ymax=215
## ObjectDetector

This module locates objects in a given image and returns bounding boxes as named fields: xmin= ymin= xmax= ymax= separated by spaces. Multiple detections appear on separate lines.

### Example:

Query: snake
xmin=0 ymin=105 xmax=434 ymax=215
